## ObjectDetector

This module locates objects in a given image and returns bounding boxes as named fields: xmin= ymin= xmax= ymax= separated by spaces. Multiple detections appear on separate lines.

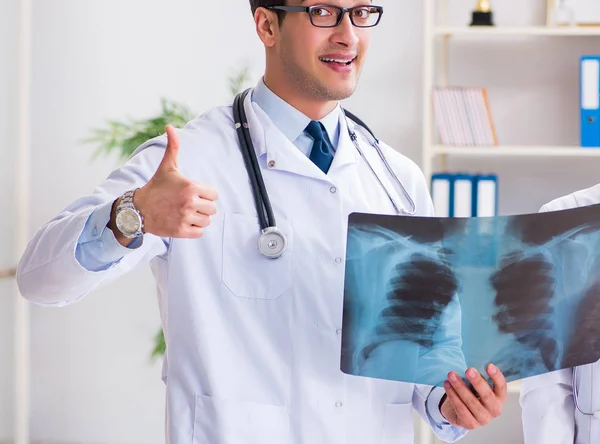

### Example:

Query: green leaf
xmin=81 ymin=98 xmax=196 ymax=161
xmin=151 ymin=328 xmax=166 ymax=360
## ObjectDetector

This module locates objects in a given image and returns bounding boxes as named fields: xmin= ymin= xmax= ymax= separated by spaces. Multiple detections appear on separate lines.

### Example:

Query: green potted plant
xmin=84 ymin=65 xmax=253 ymax=359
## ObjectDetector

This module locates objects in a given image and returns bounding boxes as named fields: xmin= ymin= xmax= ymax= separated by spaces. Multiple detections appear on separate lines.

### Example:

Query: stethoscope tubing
xmin=233 ymin=87 xmax=417 ymax=259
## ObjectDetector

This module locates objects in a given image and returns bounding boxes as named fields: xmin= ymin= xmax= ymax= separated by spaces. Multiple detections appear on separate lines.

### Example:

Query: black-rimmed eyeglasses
xmin=267 ymin=4 xmax=384 ymax=28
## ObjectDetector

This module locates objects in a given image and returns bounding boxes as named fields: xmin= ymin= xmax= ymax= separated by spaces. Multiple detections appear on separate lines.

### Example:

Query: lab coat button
xmin=268 ymin=160 xmax=276 ymax=168
xmin=336 ymin=329 xmax=342 ymax=335
xmin=335 ymin=401 xmax=343 ymax=408
xmin=335 ymin=257 xmax=343 ymax=264
xmin=330 ymin=186 xmax=337 ymax=193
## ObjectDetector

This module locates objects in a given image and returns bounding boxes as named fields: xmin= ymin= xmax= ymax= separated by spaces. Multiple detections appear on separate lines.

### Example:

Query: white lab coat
xmin=17 ymin=92 xmax=466 ymax=444
xmin=520 ymin=183 xmax=600 ymax=444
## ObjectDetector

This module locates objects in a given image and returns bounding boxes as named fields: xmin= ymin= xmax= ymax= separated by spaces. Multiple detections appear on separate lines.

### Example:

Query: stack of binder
xmin=431 ymin=173 xmax=498 ymax=218
xmin=432 ymin=87 xmax=498 ymax=147
xmin=581 ymin=56 xmax=600 ymax=147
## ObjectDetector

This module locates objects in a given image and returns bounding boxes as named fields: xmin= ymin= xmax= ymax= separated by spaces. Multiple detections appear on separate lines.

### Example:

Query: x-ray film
xmin=341 ymin=204 xmax=600 ymax=387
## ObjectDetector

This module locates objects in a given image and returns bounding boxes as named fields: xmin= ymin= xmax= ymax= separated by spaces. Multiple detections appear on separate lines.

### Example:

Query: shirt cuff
xmin=426 ymin=386 xmax=450 ymax=427
xmin=75 ymin=200 xmax=143 ymax=272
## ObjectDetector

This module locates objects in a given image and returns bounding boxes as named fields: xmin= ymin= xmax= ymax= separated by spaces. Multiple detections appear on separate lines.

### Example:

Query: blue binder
xmin=431 ymin=173 xmax=454 ymax=217
xmin=472 ymin=174 xmax=498 ymax=217
xmin=581 ymin=56 xmax=600 ymax=148
xmin=453 ymin=174 xmax=475 ymax=218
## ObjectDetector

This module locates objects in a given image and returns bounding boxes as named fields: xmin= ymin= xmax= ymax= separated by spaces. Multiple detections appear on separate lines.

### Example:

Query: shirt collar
xmin=251 ymin=77 xmax=341 ymax=148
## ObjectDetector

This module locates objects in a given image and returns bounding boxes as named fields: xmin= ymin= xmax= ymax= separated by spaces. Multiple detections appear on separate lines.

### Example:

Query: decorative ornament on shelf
xmin=470 ymin=0 xmax=494 ymax=26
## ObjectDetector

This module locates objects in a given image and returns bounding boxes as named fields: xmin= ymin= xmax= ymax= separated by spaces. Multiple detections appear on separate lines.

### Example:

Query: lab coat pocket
xmin=193 ymin=394 xmax=289 ymax=444
xmin=380 ymin=402 xmax=414 ymax=444
xmin=222 ymin=212 xmax=292 ymax=299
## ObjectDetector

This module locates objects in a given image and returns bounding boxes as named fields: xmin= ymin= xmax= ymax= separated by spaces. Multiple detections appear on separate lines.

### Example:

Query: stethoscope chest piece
xmin=258 ymin=227 xmax=287 ymax=259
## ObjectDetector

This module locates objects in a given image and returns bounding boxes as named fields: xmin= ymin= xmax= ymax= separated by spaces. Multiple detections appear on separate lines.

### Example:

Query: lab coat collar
xmin=329 ymin=110 xmax=362 ymax=172
xmin=244 ymin=90 xmax=359 ymax=181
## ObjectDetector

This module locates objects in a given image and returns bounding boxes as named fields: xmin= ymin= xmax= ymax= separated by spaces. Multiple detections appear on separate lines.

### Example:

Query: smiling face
xmin=255 ymin=1 xmax=377 ymax=118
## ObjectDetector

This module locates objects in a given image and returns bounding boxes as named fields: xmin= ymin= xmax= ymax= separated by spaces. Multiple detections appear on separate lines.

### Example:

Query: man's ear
xmin=254 ymin=8 xmax=280 ymax=47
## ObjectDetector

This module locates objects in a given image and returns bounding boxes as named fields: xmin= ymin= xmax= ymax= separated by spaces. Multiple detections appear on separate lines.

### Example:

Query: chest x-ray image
xmin=340 ymin=203 xmax=600 ymax=387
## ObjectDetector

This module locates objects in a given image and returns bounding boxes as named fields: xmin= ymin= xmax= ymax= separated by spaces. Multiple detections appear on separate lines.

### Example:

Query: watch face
xmin=116 ymin=208 xmax=141 ymax=235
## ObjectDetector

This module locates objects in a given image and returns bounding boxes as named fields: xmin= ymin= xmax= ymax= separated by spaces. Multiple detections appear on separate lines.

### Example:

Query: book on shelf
xmin=433 ymin=86 xmax=498 ymax=147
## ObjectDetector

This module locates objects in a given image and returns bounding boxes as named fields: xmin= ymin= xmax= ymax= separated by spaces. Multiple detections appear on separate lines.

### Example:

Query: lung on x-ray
xmin=340 ymin=203 xmax=600 ymax=387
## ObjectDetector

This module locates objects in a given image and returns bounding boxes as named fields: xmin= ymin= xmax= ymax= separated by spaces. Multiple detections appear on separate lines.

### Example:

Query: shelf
xmin=508 ymin=380 xmax=521 ymax=394
xmin=434 ymin=26 xmax=600 ymax=37
xmin=431 ymin=145 xmax=600 ymax=157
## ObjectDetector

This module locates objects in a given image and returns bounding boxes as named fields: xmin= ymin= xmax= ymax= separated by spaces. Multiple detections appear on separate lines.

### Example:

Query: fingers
xmin=196 ymin=198 xmax=217 ymax=216
xmin=179 ymin=226 xmax=205 ymax=239
xmin=445 ymin=371 xmax=492 ymax=427
xmin=196 ymin=182 xmax=219 ymax=202
xmin=158 ymin=124 xmax=181 ymax=171
xmin=180 ymin=197 xmax=216 ymax=232
xmin=487 ymin=363 xmax=507 ymax=404
xmin=466 ymin=367 xmax=503 ymax=418
xmin=186 ymin=212 xmax=212 ymax=229
xmin=443 ymin=380 xmax=481 ymax=430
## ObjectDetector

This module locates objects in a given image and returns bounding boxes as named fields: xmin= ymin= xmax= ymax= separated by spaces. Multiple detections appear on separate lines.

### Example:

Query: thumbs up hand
xmin=157 ymin=123 xmax=183 ymax=172
xmin=112 ymin=125 xmax=219 ymax=243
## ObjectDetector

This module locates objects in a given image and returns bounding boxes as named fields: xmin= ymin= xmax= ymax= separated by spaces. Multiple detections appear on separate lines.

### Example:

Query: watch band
xmin=120 ymin=189 xmax=136 ymax=207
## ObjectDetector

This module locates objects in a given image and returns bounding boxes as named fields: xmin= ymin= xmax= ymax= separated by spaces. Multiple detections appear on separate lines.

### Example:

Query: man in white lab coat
xmin=521 ymin=183 xmax=600 ymax=444
xmin=17 ymin=1 xmax=507 ymax=443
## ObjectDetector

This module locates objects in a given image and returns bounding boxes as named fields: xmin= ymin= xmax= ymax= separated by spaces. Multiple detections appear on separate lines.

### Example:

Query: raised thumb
xmin=159 ymin=124 xmax=180 ymax=171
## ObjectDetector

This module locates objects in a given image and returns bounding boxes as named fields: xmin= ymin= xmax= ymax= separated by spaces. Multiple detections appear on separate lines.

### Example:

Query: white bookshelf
xmin=419 ymin=1 xmax=599 ymax=443
xmin=435 ymin=25 xmax=600 ymax=36
xmin=421 ymin=3 xmax=600 ymax=183
xmin=432 ymin=145 xmax=600 ymax=157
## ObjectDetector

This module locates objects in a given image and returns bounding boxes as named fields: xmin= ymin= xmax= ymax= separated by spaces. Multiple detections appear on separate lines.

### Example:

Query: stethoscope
xmin=232 ymin=88 xmax=417 ymax=259
xmin=573 ymin=368 xmax=600 ymax=418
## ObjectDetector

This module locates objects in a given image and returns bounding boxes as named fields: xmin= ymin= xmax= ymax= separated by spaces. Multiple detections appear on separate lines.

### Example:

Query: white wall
xmin=3 ymin=0 xmax=598 ymax=442
xmin=1 ymin=0 xmax=19 ymax=440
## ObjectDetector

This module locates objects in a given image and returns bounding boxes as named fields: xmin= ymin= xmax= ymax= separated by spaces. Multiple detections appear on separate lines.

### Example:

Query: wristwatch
xmin=115 ymin=189 xmax=144 ymax=238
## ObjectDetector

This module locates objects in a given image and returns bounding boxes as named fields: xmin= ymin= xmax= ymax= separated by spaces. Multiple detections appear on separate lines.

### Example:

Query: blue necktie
xmin=305 ymin=120 xmax=334 ymax=174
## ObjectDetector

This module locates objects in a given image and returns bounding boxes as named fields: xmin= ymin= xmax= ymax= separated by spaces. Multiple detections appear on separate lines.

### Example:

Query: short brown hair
xmin=249 ymin=0 xmax=287 ymax=21
xmin=249 ymin=0 xmax=283 ymax=14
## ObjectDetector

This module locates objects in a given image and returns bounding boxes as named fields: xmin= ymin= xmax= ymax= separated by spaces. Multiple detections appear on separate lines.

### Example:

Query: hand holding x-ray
xmin=440 ymin=364 xmax=506 ymax=429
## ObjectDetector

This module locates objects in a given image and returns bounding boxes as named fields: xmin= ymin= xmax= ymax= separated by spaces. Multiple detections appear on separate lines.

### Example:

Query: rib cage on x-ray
xmin=341 ymin=205 xmax=600 ymax=386
xmin=351 ymin=232 xmax=458 ymax=369
xmin=342 ymin=221 xmax=467 ymax=386
xmin=378 ymin=254 xmax=457 ymax=348
xmin=490 ymin=221 xmax=600 ymax=375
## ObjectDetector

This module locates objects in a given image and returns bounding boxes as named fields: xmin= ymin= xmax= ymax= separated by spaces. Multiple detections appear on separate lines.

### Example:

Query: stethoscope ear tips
xmin=593 ymin=411 xmax=600 ymax=419
xmin=258 ymin=227 xmax=287 ymax=259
